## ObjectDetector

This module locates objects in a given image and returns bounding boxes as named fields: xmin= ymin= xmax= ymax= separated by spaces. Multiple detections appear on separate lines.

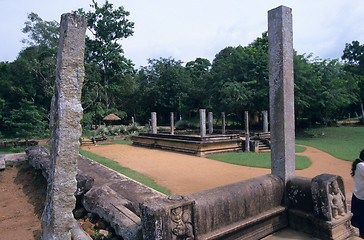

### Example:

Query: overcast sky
xmin=1 ymin=0 xmax=364 ymax=68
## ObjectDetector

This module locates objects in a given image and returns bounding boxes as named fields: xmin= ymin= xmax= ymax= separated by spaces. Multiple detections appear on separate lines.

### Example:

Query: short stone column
xmin=170 ymin=112 xmax=174 ymax=135
xmin=208 ymin=112 xmax=213 ymax=134
xmin=262 ymin=110 xmax=269 ymax=133
xmin=244 ymin=111 xmax=250 ymax=152
xmin=131 ymin=116 xmax=135 ymax=124
xmin=140 ymin=194 xmax=195 ymax=240
xmin=199 ymin=109 xmax=206 ymax=137
xmin=221 ymin=112 xmax=226 ymax=135
xmin=268 ymin=5 xmax=295 ymax=183
xmin=151 ymin=112 xmax=157 ymax=134
xmin=42 ymin=13 xmax=87 ymax=240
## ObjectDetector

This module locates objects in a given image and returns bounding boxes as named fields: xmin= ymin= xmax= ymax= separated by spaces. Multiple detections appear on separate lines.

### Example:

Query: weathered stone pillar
xmin=199 ymin=109 xmax=206 ymax=137
xmin=170 ymin=112 xmax=174 ymax=135
xmin=221 ymin=112 xmax=226 ymax=135
xmin=151 ymin=112 xmax=157 ymax=134
xmin=131 ymin=116 xmax=135 ymax=124
xmin=268 ymin=5 xmax=295 ymax=183
xmin=42 ymin=13 xmax=86 ymax=240
xmin=262 ymin=110 xmax=269 ymax=133
xmin=244 ymin=111 xmax=249 ymax=152
xmin=208 ymin=112 xmax=213 ymax=134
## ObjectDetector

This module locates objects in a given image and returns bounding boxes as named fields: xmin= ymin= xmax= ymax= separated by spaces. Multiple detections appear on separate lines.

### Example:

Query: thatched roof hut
xmin=103 ymin=113 xmax=121 ymax=121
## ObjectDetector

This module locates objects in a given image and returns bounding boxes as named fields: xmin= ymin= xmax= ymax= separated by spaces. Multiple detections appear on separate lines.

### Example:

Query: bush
xmin=360 ymin=116 xmax=364 ymax=125
xmin=96 ymin=125 xmax=108 ymax=136
xmin=129 ymin=123 xmax=139 ymax=132
xmin=175 ymin=120 xmax=197 ymax=130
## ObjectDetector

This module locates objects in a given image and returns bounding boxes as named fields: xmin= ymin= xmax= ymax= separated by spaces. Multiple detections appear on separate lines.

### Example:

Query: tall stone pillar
xmin=170 ymin=112 xmax=174 ymax=135
xmin=42 ymin=13 xmax=86 ymax=240
xmin=151 ymin=112 xmax=157 ymax=134
xmin=199 ymin=109 xmax=206 ymax=137
xmin=221 ymin=112 xmax=226 ymax=135
xmin=208 ymin=112 xmax=213 ymax=134
xmin=268 ymin=5 xmax=295 ymax=183
xmin=244 ymin=111 xmax=250 ymax=152
xmin=262 ymin=110 xmax=269 ymax=133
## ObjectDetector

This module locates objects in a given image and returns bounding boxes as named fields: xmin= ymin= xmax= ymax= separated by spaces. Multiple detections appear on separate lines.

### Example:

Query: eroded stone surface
xmin=41 ymin=13 xmax=86 ymax=240
xmin=268 ymin=5 xmax=295 ymax=183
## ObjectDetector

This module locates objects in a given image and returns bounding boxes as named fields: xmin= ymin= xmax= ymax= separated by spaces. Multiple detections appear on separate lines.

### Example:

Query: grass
xmin=99 ymin=139 xmax=133 ymax=145
xmin=207 ymin=147 xmax=311 ymax=170
xmin=0 ymin=146 xmax=27 ymax=154
xmin=296 ymin=126 xmax=364 ymax=162
xmin=79 ymin=149 xmax=171 ymax=195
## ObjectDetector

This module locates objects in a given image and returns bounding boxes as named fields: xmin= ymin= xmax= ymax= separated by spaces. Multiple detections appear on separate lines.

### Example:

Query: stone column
xmin=221 ymin=112 xmax=226 ymax=135
xmin=262 ymin=110 xmax=269 ymax=133
xmin=42 ymin=13 xmax=86 ymax=240
xmin=151 ymin=112 xmax=157 ymax=134
xmin=208 ymin=112 xmax=213 ymax=134
xmin=199 ymin=109 xmax=206 ymax=137
xmin=244 ymin=111 xmax=250 ymax=152
xmin=131 ymin=116 xmax=135 ymax=124
xmin=170 ymin=112 xmax=174 ymax=135
xmin=268 ymin=5 xmax=295 ymax=183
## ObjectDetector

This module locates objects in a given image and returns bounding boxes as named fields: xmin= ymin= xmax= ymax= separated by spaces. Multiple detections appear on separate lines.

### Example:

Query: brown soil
xmin=81 ymin=144 xmax=355 ymax=195
xmin=0 ymin=144 xmax=355 ymax=239
xmin=0 ymin=163 xmax=46 ymax=240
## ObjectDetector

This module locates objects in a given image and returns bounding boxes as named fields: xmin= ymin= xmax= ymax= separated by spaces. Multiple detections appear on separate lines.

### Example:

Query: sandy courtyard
xmin=81 ymin=144 xmax=354 ymax=195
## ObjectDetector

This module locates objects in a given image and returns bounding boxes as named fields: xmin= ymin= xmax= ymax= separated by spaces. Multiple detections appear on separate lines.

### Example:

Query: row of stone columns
xmin=150 ymin=110 xmax=269 ymax=138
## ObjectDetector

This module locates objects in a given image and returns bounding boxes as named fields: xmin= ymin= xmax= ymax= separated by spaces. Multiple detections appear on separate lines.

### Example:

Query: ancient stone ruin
xmin=41 ymin=13 xmax=87 ymax=240
xmin=21 ymin=5 xmax=355 ymax=240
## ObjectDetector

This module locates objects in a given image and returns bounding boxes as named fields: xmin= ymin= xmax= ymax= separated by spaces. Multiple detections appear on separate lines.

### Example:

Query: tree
xmin=342 ymin=40 xmax=364 ymax=113
xmin=137 ymin=57 xmax=192 ymax=123
xmin=22 ymin=12 xmax=60 ymax=49
xmin=185 ymin=58 xmax=211 ymax=110
xmin=209 ymin=32 xmax=269 ymax=122
xmin=78 ymin=0 xmax=135 ymax=114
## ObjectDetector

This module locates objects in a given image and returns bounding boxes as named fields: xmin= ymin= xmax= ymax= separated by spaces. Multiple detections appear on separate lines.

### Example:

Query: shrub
xmin=129 ymin=123 xmax=139 ymax=132
xmin=175 ymin=120 xmax=197 ymax=130
xmin=96 ymin=125 xmax=108 ymax=136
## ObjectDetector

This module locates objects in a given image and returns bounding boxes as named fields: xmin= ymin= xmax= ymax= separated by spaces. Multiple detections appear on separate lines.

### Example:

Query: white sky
xmin=1 ymin=0 xmax=364 ymax=68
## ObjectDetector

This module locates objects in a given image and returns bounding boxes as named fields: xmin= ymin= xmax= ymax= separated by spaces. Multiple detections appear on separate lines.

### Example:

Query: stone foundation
xmin=133 ymin=133 xmax=242 ymax=156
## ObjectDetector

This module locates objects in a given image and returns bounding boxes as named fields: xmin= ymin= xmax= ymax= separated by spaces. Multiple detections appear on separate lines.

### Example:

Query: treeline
xmin=0 ymin=0 xmax=363 ymax=139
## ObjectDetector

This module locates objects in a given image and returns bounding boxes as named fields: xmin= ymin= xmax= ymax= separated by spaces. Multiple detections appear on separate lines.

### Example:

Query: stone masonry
xmin=41 ymin=13 xmax=86 ymax=240
xmin=268 ymin=5 xmax=295 ymax=183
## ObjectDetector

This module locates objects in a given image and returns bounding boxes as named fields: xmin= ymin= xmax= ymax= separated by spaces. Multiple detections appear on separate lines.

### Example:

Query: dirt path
xmin=81 ymin=144 xmax=354 ymax=195
xmin=296 ymin=145 xmax=354 ymax=195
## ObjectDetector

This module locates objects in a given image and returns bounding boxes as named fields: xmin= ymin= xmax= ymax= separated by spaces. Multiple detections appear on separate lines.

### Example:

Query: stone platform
xmin=132 ymin=133 xmax=242 ymax=156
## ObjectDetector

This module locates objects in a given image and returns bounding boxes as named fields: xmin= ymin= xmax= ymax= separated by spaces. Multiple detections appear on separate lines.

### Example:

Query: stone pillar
xmin=131 ymin=116 xmax=135 ymax=124
xmin=208 ymin=112 xmax=213 ymax=134
xmin=151 ymin=112 xmax=157 ymax=134
xmin=199 ymin=109 xmax=206 ymax=137
xmin=244 ymin=111 xmax=250 ymax=152
xmin=221 ymin=112 xmax=226 ymax=135
xmin=42 ymin=13 xmax=86 ymax=240
xmin=268 ymin=5 xmax=295 ymax=183
xmin=170 ymin=112 xmax=174 ymax=135
xmin=262 ymin=110 xmax=269 ymax=133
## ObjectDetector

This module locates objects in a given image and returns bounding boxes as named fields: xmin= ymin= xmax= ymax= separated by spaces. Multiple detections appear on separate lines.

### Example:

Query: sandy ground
xmin=0 ymin=144 xmax=356 ymax=239
xmin=81 ymin=144 xmax=355 ymax=195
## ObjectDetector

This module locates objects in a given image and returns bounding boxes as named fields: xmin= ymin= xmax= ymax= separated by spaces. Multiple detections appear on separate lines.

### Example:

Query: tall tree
xmin=137 ymin=57 xmax=191 ymax=122
xmin=78 ymin=0 xmax=135 ymax=114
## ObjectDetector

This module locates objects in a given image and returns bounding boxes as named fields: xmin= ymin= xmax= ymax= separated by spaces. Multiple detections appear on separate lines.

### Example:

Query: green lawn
xmin=207 ymin=147 xmax=311 ymax=170
xmin=295 ymin=126 xmax=364 ymax=162
xmin=79 ymin=149 xmax=170 ymax=195
xmin=0 ymin=146 xmax=27 ymax=154
xmin=99 ymin=139 xmax=133 ymax=145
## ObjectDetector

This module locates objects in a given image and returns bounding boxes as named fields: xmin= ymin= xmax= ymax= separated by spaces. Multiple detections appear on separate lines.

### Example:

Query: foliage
xmin=78 ymin=0 xmax=136 ymax=116
xmin=175 ymin=120 xmax=198 ymax=130
xmin=22 ymin=12 xmax=60 ymax=49
xmin=296 ymin=126 xmax=364 ymax=161
xmin=207 ymin=152 xmax=311 ymax=170
xmin=137 ymin=57 xmax=192 ymax=123
xmin=79 ymin=149 xmax=170 ymax=195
